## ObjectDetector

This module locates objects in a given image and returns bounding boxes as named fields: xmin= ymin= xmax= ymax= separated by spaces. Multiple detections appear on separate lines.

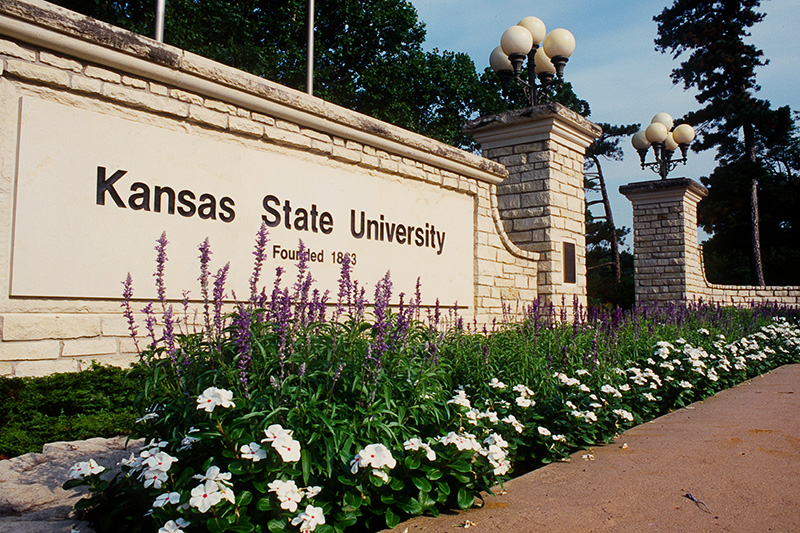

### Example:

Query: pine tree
xmin=654 ymin=0 xmax=783 ymax=286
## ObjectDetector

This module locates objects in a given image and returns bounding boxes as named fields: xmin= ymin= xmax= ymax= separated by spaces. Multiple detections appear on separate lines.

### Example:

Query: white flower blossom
xmin=240 ymin=442 xmax=267 ymax=462
xmin=489 ymin=378 xmax=507 ymax=389
xmin=153 ymin=492 xmax=181 ymax=508
xmin=501 ymin=415 xmax=524 ymax=434
xmin=68 ymin=459 xmax=105 ymax=479
xmin=404 ymin=438 xmax=436 ymax=461
xmin=158 ymin=518 xmax=190 ymax=533
xmin=613 ymin=409 xmax=634 ymax=422
xmin=447 ymin=389 xmax=472 ymax=409
xmin=350 ymin=443 xmax=397 ymax=474
xmin=268 ymin=479 xmax=303 ymax=512
xmin=189 ymin=480 xmax=223 ymax=513
xmin=144 ymin=451 xmax=178 ymax=473
xmin=196 ymin=387 xmax=235 ymax=413
xmin=291 ymin=504 xmax=326 ymax=533
xmin=537 ymin=426 xmax=552 ymax=437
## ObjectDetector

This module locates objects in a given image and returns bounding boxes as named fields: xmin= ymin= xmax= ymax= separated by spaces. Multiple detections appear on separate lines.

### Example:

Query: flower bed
xmin=64 ymin=228 xmax=800 ymax=533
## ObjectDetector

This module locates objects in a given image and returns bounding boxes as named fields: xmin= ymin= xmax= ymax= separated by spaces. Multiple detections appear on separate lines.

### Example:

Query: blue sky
xmin=409 ymin=0 xmax=800 ymax=246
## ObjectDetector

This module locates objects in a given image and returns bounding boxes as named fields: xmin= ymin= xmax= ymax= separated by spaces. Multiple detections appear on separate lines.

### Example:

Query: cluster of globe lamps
xmin=631 ymin=113 xmax=696 ymax=179
xmin=489 ymin=17 xmax=576 ymax=106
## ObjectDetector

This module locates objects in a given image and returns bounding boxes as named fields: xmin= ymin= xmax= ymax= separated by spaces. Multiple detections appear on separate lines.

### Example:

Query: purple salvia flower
xmin=298 ymin=362 xmax=306 ymax=378
xmin=292 ymin=240 xmax=309 ymax=300
xmin=353 ymin=283 xmax=367 ymax=322
xmin=198 ymin=238 xmax=212 ymax=337
xmin=269 ymin=266 xmax=285 ymax=318
xmin=162 ymin=305 xmax=179 ymax=375
xmin=334 ymin=253 xmax=353 ymax=320
xmin=142 ymin=302 xmax=157 ymax=350
xmin=154 ymin=232 xmax=169 ymax=312
xmin=249 ymin=222 xmax=270 ymax=303
xmin=121 ymin=273 xmax=140 ymax=354
xmin=181 ymin=290 xmax=191 ymax=333
xmin=213 ymin=262 xmax=230 ymax=340
xmin=370 ymin=272 xmax=392 ymax=372
xmin=411 ymin=278 xmax=422 ymax=320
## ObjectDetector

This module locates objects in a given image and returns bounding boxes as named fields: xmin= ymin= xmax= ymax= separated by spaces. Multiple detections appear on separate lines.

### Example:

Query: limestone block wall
xmin=620 ymin=178 xmax=800 ymax=307
xmin=0 ymin=0 xmax=546 ymax=376
xmin=465 ymin=105 xmax=602 ymax=308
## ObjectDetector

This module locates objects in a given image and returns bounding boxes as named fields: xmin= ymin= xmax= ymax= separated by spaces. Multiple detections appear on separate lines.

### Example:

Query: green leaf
xmin=343 ymin=490 xmax=362 ymax=510
xmin=267 ymin=518 xmax=288 ymax=532
xmin=396 ymin=497 xmax=422 ymax=516
xmin=237 ymin=490 xmax=253 ymax=506
xmin=207 ymin=516 xmax=232 ymax=533
xmin=385 ymin=508 xmax=400 ymax=529
xmin=301 ymin=448 xmax=312 ymax=485
xmin=411 ymin=475 xmax=432 ymax=492
xmin=256 ymin=497 xmax=273 ymax=512
xmin=404 ymin=455 xmax=421 ymax=470
xmin=457 ymin=487 xmax=475 ymax=510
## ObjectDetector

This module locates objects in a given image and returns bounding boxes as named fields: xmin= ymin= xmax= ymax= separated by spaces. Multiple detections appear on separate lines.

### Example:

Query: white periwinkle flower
xmin=350 ymin=443 xmax=397 ymax=474
xmin=240 ymin=442 xmax=267 ymax=462
xmin=189 ymin=480 xmax=223 ymax=513
xmin=268 ymin=479 xmax=303 ymax=512
xmin=404 ymin=438 xmax=436 ymax=461
xmin=158 ymin=518 xmax=190 ymax=533
xmin=537 ymin=426 xmax=552 ymax=437
xmin=447 ymin=389 xmax=472 ymax=409
xmin=489 ymin=378 xmax=507 ymax=389
xmin=291 ymin=504 xmax=326 ymax=533
xmin=153 ymin=492 xmax=181 ymax=508
xmin=68 ymin=459 xmax=105 ymax=479
xmin=196 ymin=387 xmax=236 ymax=412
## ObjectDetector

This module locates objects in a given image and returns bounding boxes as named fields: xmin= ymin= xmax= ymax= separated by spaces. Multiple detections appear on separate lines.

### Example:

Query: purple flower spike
xmin=121 ymin=273 xmax=140 ymax=354
xmin=249 ymin=222 xmax=270 ymax=303
xmin=213 ymin=262 xmax=230 ymax=340
xmin=142 ymin=302 xmax=157 ymax=350
xmin=198 ymin=238 xmax=212 ymax=336
xmin=154 ymin=232 xmax=169 ymax=311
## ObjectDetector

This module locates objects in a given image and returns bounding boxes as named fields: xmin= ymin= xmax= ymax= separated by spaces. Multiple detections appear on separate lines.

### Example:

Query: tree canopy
xmin=655 ymin=0 xmax=800 ymax=286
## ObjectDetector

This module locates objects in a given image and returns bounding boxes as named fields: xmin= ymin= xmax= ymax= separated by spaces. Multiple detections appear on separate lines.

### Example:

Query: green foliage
xmin=655 ymin=0 xmax=800 ymax=285
xmin=0 ymin=364 xmax=140 ymax=458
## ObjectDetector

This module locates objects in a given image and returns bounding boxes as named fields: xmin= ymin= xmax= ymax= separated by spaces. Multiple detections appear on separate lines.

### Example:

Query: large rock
xmin=0 ymin=436 xmax=142 ymax=533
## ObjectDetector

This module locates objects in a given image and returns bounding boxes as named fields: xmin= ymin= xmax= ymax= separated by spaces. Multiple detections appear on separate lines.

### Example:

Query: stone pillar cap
xmin=619 ymin=178 xmax=708 ymax=199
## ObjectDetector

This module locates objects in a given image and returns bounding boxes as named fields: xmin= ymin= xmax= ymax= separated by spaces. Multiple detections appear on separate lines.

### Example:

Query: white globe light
xmin=651 ymin=112 xmax=674 ymax=130
xmin=542 ymin=28 xmax=575 ymax=58
xmin=489 ymin=46 xmax=513 ymax=72
xmin=631 ymin=131 xmax=651 ymax=151
xmin=665 ymin=132 xmax=679 ymax=152
xmin=533 ymin=47 xmax=555 ymax=75
xmin=645 ymin=122 xmax=669 ymax=144
xmin=672 ymin=123 xmax=696 ymax=144
xmin=501 ymin=25 xmax=534 ymax=56
xmin=518 ymin=16 xmax=546 ymax=45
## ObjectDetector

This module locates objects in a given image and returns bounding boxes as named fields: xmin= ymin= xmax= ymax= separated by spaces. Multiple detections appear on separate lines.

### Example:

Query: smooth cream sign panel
xmin=12 ymin=97 xmax=473 ymax=305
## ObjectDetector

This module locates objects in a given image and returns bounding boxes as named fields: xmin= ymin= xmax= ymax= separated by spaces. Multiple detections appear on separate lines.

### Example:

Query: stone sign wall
xmin=620 ymin=178 xmax=800 ymax=307
xmin=0 ymin=0 xmax=600 ymax=377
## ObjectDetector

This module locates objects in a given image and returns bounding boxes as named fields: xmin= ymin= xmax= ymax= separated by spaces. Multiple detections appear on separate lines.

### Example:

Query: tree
xmin=654 ymin=0 xmax=797 ymax=286
xmin=584 ymin=123 xmax=639 ymax=283
xmin=49 ymin=0 xmax=484 ymax=147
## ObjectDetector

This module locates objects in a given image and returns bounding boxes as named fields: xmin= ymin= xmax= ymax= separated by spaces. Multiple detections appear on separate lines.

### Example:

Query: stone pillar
xmin=619 ymin=178 xmax=708 ymax=305
xmin=464 ymin=104 xmax=601 ymax=307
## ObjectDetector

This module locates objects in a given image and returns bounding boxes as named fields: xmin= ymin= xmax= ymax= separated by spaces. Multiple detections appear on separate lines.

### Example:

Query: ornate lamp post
xmin=489 ymin=17 xmax=576 ymax=106
xmin=631 ymin=113 xmax=696 ymax=180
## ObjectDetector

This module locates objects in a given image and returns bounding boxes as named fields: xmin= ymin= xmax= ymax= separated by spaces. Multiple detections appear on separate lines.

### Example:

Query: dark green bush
xmin=0 ymin=364 xmax=142 ymax=458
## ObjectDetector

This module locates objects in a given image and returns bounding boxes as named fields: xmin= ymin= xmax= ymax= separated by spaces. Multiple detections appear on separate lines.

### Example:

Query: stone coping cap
xmin=463 ymin=102 xmax=602 ymax=139
xmin=0 ymin=0 xmax=507 ymax=182
xmin=619 ymin=178 xmax=708 ymax=198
